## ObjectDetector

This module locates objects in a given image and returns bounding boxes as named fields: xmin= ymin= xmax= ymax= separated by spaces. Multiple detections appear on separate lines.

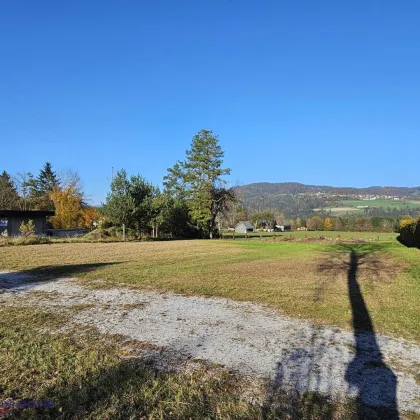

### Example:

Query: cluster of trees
xmin=294 ymin=215 xmax=400 ymax=232
xmin=0 ymin=163 xmax=99 ymax=229
xmin=103 ymin=130 xmax=236 ymax=239
xmin=3 ymin=131 xmax=413 ymax=238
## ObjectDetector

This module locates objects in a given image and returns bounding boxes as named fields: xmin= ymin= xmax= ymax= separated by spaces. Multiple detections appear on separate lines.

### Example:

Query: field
xmin=315 ymin=199 xmax=420 ymax=216
xmin=0 ymin=237 xmax=417 ymax=340
xmin=222 ymin=230 xmax=398 ymax=241
xmin=1 ymin=237 xmax=419 ymax=418
xmin=344 ymin=199 xmax=420 ymax=209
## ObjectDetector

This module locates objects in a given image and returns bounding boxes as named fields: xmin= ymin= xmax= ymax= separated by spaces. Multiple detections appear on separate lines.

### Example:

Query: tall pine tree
xmin=0 ymin=171 xmax=20 ymax=210
xmin=164 ymin=129 xmax=235 ymax=238
xmin=33 ymin=162 xmax=59 ymax=210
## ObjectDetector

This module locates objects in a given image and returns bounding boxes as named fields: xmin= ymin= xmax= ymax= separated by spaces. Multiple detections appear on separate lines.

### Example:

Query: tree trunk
xmin=122 ymin=223 xmax=126 ymax=241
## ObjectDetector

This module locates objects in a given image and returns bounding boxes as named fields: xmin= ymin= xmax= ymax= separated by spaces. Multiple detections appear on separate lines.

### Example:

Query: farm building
xmin=235 ymin=221 xmax=254 ymax=233
xmin=0 ymin=210 xmax=54 ymax=236
xmin=274 ymin=224 xmax=292 ymax=232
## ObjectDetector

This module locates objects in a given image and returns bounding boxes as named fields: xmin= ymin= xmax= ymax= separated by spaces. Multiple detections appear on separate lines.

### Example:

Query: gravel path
xmin=1 ymin=272 xmax=419 ymax=414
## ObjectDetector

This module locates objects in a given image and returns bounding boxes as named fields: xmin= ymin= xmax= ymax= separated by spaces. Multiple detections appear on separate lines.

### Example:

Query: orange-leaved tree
xmin=79 ymin=207 xmax=101 ymax=229
xmin=49 ymin=183 xmax=83 ymax=229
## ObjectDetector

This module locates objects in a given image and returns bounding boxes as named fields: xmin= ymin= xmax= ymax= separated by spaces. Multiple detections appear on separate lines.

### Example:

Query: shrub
xmin=399 ymin=218 xmax=420 ymax=248
xmin=19 ymin=219 xmax=36 ymax=237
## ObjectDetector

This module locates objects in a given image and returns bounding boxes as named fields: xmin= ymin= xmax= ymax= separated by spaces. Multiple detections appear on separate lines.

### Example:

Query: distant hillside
xmin=235 ymin=182 xmax=420 ymax=197
xmin=234 ymin=182 xmax=420 ymax=218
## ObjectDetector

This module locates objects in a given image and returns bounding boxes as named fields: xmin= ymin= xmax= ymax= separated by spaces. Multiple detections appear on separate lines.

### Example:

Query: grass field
xmin=343 ymin=199 xmax=420 ymax=209
xmin=0 ymin=236 xmax=418 ymax=342
xmin=1 ymin=237 xmax=419 ymax=418
xmin=222 ymin=230 xmax=398 ymax=241
xmin=315 ymin=199 xmax=420 ymax=215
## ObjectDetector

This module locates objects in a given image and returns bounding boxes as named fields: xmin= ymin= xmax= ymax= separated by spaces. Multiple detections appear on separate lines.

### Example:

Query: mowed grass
xmin=1 ymin=237 xmax=419 ymax=342
xmin=341 ymin=199 xmax=420 ymax=209
xmin=222 ymin=230 xmax=398 ymax=240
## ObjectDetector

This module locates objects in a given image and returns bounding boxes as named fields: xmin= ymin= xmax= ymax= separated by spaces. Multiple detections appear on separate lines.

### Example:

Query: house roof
xmin=236 ymin=220 xmax=254 ymax=229
xmin=0 ymin=210 xmax=55 ymax=217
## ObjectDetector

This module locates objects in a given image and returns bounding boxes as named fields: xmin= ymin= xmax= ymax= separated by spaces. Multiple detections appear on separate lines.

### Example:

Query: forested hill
xmin=234 ymin=182 xmax=420 ymax=218
xmin=235 ymin=182 xmax=420 ymax=197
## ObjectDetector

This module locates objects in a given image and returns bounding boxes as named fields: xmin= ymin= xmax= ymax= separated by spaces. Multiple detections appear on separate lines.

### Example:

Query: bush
xmin=82 ymin=227 xmax=136 ymax=241
xmin=19 ymin=219 xmax=36 ymax=237
xmin=0 ymin=236 xmax=52 ymax=247
xmin=399 ymin=218 xmax=420 ymax=248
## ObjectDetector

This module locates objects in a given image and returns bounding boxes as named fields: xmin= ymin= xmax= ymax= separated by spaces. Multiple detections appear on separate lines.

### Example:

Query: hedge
xmin=399 ymin=218 xmax=420 ymax=248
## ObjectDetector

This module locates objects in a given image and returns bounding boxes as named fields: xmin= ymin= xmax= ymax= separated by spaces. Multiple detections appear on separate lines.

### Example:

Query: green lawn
xmin=341 ymin=199 xmax=420 ymax=210
xmin=1 ymin=238 xmax=419 ymax=418
xmin=0 ymin=237 xmax=418 ymax=342
xmin=222 ymin=230 xmax=398 ymax=240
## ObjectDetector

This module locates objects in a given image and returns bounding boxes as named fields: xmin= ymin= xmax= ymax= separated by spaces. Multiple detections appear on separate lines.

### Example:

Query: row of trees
xmin=0 ymin=163 xmax=58 ymax=211
xmin=0 ymin=163 xmax=99 ymax=229
xmin=103 ymin=130 xmax=237 ymax=239
xmin=296 ymin=215 xmax=400 ymax=232
xmin=228 ymin=211 xmax=403 ymax=233
xmin=2 ymin=131 xmax=409 ymax=237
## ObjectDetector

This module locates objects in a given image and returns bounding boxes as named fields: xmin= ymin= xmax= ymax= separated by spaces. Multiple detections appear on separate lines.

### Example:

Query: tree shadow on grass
xmin=264 ymin=243 xmax=400 ymax=419
xmin=344 ymin=245 xmax=399 ymax=419
xmin=10 ymin=352 xmax=257 ymax=419
xmin=0 ymin=263 xmax=120 ymax=291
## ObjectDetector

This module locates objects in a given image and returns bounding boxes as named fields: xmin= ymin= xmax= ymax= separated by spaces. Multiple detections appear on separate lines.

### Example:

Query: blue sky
xmin=1 ymin=1 xmax=419 ymax=204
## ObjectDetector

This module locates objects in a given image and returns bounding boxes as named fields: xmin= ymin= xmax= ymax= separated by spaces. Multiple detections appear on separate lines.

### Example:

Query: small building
xmin=0 ymin=210 xmax=54 ymax=236
xmin=274 ymin=224 xmax=292 ymax=232
xmin=235 ymin=220 xmax=254 ymax=233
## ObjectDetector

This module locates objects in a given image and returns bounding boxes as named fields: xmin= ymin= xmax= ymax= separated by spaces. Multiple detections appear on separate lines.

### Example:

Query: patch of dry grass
xmin=0 ymin=305 xmax=373 ymax=419
xmin=1 ymin=239 xmax=419 ymax=341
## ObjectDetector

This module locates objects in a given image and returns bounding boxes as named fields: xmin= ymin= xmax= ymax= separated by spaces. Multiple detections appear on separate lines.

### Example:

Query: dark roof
xmin=236 ymin=220 xmax=254 ymax=229
xmin=0 ymin=210 xmax=55 ymax=217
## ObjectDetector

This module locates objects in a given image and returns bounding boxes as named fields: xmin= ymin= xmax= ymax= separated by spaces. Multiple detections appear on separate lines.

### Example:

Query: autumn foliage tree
xmin=49 ymin=185 xmax=83 ymax=229
xmin=323 ymin=217 xmax=333 ymax=231
xmin=49 ymin=173 xmax=99 ymax=229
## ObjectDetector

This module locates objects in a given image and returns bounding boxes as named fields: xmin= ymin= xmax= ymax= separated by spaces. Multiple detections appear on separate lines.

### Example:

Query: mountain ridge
xmin=235 ymin=182 xmax=420 ymax=197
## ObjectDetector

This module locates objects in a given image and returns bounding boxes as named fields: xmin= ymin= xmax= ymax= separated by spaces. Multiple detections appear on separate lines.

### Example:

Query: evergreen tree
xmin=102 ymin=169 xmax=135 ymax=239
xmin=0 ymin=171 xmax=19 ymax=209
xmin=163 ymin=129 xmax=235 ymax=238
xmin=151 ymin=193 xmax=194 ymax=238
xmin=129 ymin=175 xmax=157 ymax=238
xmin=32 ymin=162 xmax=60 ymax=210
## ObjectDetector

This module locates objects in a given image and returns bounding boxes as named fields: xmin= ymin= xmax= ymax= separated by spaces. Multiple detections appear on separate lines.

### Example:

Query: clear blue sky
xmin=1 ymin=1 xmax=419 ymax=204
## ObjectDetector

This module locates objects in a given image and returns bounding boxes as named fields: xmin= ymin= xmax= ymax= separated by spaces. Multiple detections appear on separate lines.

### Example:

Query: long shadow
xmin=0 ymin=263 xmax=120 ymax=291
xmin=263 ymin=243 xmax=400 ymax=419
xmin=345 ymin=246 xmax=399 ymax=419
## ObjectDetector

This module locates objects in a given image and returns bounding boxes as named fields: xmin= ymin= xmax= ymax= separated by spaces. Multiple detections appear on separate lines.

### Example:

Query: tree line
xmin=0 ymin=163 xmax=99 ymax=229
xmin=1 ymin=129 xmax=411 ymax=237
xmin=102 ymin=129 xmax=236 ymax=239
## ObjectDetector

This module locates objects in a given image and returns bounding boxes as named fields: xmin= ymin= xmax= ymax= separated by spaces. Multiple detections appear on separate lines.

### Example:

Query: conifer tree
xmin=0 ymin=171 xmax=19 ymax=210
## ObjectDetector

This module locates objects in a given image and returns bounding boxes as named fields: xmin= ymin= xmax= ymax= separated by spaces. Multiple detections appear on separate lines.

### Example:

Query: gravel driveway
xmin=1 ymin=272 xmax=419 ymax=414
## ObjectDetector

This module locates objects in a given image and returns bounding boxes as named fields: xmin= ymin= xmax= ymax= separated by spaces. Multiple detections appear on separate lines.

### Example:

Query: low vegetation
xmin=0 ymin=304 xmax=397 ymax=419
xmin=1 ymin=238 xmax=419 ymax=342
xmin=1 ymin=237 xmax=419 ymax=418
xmin=399 ymin=218 xmax=420 ymax=248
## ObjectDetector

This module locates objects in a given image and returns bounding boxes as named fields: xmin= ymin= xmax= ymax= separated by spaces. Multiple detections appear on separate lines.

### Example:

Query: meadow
xmin=1 ymin=235 xmax=418 ymax=341
xmin=221 ymin=230 xmax=398 ymax=241
xmin=1 ymin=236 xmax=419 ymax=418
xmin=316 ymin=199 xmax=420 ymax=216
